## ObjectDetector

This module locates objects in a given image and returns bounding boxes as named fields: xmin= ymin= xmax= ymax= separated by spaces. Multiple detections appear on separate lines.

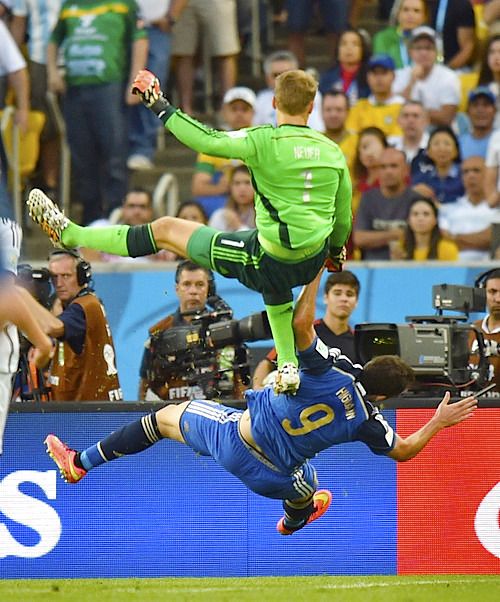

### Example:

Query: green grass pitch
xmin=1 ymin=575 xmax=499 ymax=602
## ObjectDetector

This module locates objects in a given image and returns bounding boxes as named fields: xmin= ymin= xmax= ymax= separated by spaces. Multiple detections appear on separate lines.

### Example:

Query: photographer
xmin=139 ymin=260 xmax=248 ymax=403
xmin=22 ymin=249 xmax=123 ymax=402
xmin=471 ymin=269 xmax=500 ymax=391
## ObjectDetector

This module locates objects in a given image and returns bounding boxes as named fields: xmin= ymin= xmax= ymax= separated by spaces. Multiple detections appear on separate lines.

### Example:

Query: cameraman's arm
xmin=138 ymin=343 xmax=152 ymax=400
xmin=138 ymin=378 xmax=148 ymax=400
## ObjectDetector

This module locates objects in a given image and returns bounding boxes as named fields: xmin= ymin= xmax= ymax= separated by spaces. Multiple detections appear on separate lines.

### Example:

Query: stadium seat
xmin=458 ymin=72 xmax=480 ymax=113
xmin=0 ymin=107 xmax=46 ymax=223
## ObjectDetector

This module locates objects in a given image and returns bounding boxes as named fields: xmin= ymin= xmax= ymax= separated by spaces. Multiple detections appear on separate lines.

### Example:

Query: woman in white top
xmin=208 ymin=165 xmax=256 ymax=232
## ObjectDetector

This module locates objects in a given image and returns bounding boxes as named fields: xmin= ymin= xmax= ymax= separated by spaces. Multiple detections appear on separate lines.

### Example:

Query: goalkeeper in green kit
xmin=27 ymin=69 xmax=352 ymax=395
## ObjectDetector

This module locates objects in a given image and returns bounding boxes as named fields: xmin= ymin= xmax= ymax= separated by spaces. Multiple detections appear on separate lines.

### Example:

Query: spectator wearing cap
xmin=346 ymin=54 xmax=404 ymax=138
xmin=393 ymin=26 xmax=460 ymax=127
xmin=459 ymin=87 xmax=497 ymax=160
xmin=191 ymin=86 xmax=255 ymax=217
xmin=427 ymin=0 xmax=476 ymax=69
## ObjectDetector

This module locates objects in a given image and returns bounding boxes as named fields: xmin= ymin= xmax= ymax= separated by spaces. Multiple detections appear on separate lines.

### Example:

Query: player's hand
xmin=131 ymin=70 xmax=170 ymax=115
xmin=31 ymin=337 xmax=54 ymax=369
xmin=325 ymin=246 xmax=346 ymax=272
xmin=434 ymin=391 xmax=477 ymax=428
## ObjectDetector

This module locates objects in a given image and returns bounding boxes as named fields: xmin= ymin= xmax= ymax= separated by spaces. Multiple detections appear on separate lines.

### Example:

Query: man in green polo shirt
xmin=47 ymin=0 xmax=148 ymax=223
xmin=28 ymin=68 xmax=352 ymax=394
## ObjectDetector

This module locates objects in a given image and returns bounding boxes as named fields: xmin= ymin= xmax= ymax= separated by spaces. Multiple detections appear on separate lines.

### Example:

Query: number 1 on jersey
xmin=301 ymin=170 xmax=313 ymax=202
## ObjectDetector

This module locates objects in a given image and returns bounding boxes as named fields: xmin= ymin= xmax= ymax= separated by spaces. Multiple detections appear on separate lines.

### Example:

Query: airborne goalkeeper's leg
xmin=27 ymin=187 xmax=204 ymax=258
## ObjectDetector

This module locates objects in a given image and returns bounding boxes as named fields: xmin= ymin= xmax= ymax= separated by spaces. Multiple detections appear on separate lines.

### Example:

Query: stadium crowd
xmin=1 ymin=0 xmax=500 ymax=405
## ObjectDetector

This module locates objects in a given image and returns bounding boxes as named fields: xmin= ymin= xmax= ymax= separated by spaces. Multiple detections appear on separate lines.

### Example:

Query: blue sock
xmin=78 ymin=413 xmax=162 ymax=471
xmin=282 ymin=498 xmax=314 ymax=530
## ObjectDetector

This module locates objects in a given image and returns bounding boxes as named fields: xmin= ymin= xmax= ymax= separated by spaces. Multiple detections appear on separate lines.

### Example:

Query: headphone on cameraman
xmin=474 ymin=268 xmax=500 ymax=289
xmin=48 ymin=248 xmax=92 ymax=287
xmin=175 ymin=259 xmax=216 ymax=297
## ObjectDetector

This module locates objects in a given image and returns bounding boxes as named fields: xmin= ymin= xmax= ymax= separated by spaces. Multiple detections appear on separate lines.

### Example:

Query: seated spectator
xmin=252 ymin=269 xmax=361 ymax=389
xmin=484 ymin=1 xmax=500 ymax=36
xmin=459 ymin=87 xmax=497 ymax=160
xmin=353 ymin=147 xmax=420 ymax=260
xmin=81 ymin=189 xmax=160 ymax=263
xmin=321 ymin=90 xmax=358 ymax=173
xmin=391 ymin=196 xmax=458 ymax=261
xmin=393 ymin=26 xmax=461 ymax=127
xmin=253 ymin=50 xmax=324 ymax=131
xmin=176 ymin=200 xmax=208 ymax=224
xmin=209 ymin=165 xmax=255 ymax=231
xmin=351 ymin=127 xmax=388 ymax=214
xmin=412 ymin=125 xmax=464 ymax=205
xmin=191 ymin=86 xmax=255 ymax=217
xmin=346 ymin=54 xmax=404 ymax=137
xmin=440 ymin=156 xmax=499 ymax=261
xmin=388 ymin=100 xmax=429 ymax=175
xmin=319 ymin=28 xmax=370 ymax=105
xmin=478 ymin=34 xmax=500 ymax=128
xmin=373 ymin=0 xmax=428 ymax=68
xmin=161 ymin=200 xmax=209 ymax=262
xmin=427 ymin=0 xmax=476 ymax=69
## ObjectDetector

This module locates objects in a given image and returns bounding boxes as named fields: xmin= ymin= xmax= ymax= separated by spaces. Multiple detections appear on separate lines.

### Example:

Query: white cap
xmin=410 ymin=26 xmax=437 ymax=45
xmin=222 ymin=86 xmax=257 ymax=108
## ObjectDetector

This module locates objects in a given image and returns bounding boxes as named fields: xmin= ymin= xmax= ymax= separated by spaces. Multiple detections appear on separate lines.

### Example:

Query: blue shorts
xmin=180 ymin=400 xmax=318 ymax=501
xmin=286 ymin=0 xmax=349 ymax=33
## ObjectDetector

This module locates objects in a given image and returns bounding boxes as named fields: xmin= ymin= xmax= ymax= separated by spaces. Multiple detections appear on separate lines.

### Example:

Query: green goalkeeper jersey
xmin=163 ymin=110 xmax=352 ymax=255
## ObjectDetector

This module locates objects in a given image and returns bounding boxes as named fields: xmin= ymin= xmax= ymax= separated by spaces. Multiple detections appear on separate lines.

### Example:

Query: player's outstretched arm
xmin=293 ymin=267 xmax=324 ymax=352
xmin=388 ymin=391 xmax=477 ymax=462
xmin=0 ymin=286 xmax=53 ymax=368
xmin=131 ymin=70 xmax=251 ymax=161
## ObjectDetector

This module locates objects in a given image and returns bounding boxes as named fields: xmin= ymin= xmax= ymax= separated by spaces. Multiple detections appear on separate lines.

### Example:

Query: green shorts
xmin=187 ymin=226 xmax=327 ymax=305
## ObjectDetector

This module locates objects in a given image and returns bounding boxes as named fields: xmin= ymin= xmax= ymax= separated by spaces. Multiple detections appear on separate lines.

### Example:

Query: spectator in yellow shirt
xmin=391 ymin=196 xmax=459 ymax=261
xmin=346 ymin=54 xmax=404 ymax=138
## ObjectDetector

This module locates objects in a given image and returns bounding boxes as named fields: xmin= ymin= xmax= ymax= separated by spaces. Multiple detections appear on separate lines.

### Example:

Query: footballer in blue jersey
xmin=44 ymin=270 xmax=479 ymax=535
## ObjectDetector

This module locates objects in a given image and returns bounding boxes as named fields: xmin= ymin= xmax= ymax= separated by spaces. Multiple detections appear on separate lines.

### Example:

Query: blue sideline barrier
xmin=90 ymin=263 xmax=493 ymax=399
xmin=0 ymin=410 xmax=397 ymax=578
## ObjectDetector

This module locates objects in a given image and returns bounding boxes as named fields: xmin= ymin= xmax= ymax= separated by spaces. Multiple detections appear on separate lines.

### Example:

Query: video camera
xmin=148 ymin=297 xmax=272 ymax=398
xmin=14 ymin=264 xmax=53 ymax=401
xmin=17 ymin=264 xmax=53 ymax=309
xmin=354 ymin=283 xmax=490 ymax=394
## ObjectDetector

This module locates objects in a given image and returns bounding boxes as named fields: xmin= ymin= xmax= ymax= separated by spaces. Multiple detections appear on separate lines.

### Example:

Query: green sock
xmin=265 ymin=301 xmax=298 ymax=369
xmin=61 ymin=222 xmax=131 ymax=256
